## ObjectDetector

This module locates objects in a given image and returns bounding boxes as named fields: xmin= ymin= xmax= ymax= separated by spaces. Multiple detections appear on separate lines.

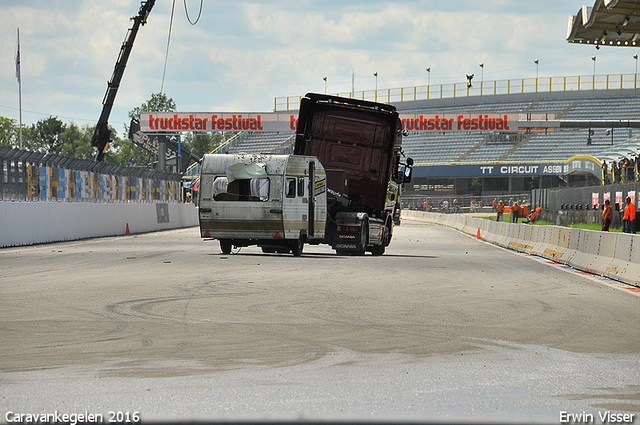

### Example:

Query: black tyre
xmin=370 ymin=243 xmax=385 ymax=256
xmin=220 ymin=240 xmax=232 ymax=255
xmin=371 ymin=222 xmax=390 ymax=256
xmin=291 ymin=236 xmax=304 ymax=257
xmin=355 ymin=221 xmax=368 ymax=256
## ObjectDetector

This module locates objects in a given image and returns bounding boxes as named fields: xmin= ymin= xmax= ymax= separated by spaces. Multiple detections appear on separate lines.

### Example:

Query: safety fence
xmin=403 ymin=210 xmax=640 ymax=287
xmin=1 ymin=147 xmax=183 ymax=203
xmin=532 ymin=183 xmax=639 ymax=212
xmin=274 ymin=73 xmax=640 ymax=111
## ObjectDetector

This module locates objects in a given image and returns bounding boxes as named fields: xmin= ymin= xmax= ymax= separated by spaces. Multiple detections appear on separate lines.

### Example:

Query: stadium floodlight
xmin=373 ymin=72 xmax=378 ymax=101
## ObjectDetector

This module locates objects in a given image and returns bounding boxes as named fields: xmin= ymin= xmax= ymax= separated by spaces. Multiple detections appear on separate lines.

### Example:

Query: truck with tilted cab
xmin=198 ymin=93 xmax=412 ymax=256
xmin=294 ymin=93 xmax=413 ymax=255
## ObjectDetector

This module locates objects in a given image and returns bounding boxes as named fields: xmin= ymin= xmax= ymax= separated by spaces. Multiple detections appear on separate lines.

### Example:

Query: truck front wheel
xmin=370 ymin=243 xmax=385 ymax=256
xmin=371 ymin=222 xmax=390 ymax=256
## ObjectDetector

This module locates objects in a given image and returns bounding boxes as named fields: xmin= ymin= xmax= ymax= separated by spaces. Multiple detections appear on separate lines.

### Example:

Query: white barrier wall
xmin=402 ymin=210 xmax=640 ymax=287
xmin=0 ymin=202 xmax=199 ymax=248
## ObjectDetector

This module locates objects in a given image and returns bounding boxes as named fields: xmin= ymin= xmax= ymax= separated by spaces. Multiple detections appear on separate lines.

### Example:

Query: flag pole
xmin=16 ymin=28 xmax=23 ymax=150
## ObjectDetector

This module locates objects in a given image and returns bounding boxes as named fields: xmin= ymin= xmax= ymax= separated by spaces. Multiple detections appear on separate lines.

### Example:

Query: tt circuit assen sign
xmin=140 ymin=112 xmax=520 ymax=134
xmin=413 ymin=156 xmax=601 ymax=179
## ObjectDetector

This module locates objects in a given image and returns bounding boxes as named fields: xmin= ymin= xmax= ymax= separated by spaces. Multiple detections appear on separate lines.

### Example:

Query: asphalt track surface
xmin=1 ymin=221 xmax=639 ymax=424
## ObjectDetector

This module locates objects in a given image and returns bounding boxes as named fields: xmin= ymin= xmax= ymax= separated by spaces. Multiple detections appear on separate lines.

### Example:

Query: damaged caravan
xmin=198 ymin=153 xmax=327 ymax=255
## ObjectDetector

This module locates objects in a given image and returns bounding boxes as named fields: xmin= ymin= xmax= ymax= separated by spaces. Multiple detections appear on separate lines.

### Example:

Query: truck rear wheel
xmin=354 ymin=220 xmax=368 ymax=256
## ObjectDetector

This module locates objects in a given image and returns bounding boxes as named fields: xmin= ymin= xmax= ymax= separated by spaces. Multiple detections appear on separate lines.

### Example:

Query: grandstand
xmin=208 ymin=85 xmax=640 ymax=196
xmin=398 ymin=90 xmax=640 ymax=164
xmin=226 ymin=131 xmax=295 ymax=155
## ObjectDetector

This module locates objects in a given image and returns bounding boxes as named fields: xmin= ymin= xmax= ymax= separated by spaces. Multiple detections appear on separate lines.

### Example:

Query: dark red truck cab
xmin=294 ymin=93 xmax=412 ymax=255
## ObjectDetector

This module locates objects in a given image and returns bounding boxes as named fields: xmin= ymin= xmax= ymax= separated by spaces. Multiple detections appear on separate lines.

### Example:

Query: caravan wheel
xmin=220 ymin=240 xmax=232 ymax=255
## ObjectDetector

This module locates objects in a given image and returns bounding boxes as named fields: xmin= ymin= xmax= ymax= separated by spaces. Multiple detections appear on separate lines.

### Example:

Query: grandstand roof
xmin=596 ymin=137 xmax=640 ymax=160
xmin=567 ymin=0 xmax=640 ymax=48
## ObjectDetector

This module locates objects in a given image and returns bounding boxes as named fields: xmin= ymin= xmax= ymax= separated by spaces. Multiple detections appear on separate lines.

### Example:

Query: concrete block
xmin=610 ymin=234 xmax=640 ymax=286
xmin=541 ymin=227 xmax=565 ymax=262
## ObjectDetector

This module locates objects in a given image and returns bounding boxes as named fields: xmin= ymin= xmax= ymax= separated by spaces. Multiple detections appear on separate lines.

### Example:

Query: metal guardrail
xmin=532 ymin=182 xmax=640 ymax=212
xmin=274 ymin=73 xmax=640 ymax=111
xmin=0 ymin=146 xmax=182 ymax=202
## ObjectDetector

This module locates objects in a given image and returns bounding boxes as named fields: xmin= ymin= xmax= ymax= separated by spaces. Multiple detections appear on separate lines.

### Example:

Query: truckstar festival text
xmin=141 ymin=112 xmax=519 ymax=134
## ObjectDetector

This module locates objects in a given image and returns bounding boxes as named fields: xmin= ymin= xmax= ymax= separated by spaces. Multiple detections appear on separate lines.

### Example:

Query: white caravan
xmin=198 ymin=153 xmax=327 ymax=255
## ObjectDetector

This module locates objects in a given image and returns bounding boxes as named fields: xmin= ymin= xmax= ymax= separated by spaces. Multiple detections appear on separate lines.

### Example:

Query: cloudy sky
xmin=0 ymin=0 xmax=635 ymax=139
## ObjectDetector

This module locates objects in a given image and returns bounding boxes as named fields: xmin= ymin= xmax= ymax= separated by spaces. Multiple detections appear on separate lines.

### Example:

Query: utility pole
xmin=373 ymin=72 xmax=378 ymax=101
xmin=634 ymin=55 xmax=638 ymax=96
xmin=16 ymin=28 xmax=23 ymax=150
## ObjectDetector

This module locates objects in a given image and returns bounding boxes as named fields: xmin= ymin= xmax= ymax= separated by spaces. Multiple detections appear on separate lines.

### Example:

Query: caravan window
xmin=212 ymin=176 xmax=269 ymax=201
xmin=285 ymin=178 xmax=296 ymax=198
xmin=297 ymin=178 xmax=305 ymax=197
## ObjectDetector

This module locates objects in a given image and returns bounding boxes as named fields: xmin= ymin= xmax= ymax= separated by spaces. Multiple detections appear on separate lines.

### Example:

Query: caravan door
xmin=282 ymin=156 xmax=327 ymax=241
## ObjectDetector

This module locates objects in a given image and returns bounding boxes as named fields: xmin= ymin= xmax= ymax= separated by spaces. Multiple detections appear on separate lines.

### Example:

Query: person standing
xmin=602 ymin=199 xmax=613 ymax=231
xmin=623 ymin=197 xmax=636 ymax=234
xmin=497 ymin=200 xmax=505 ymax=222
xmin=602 ymin=161 xmax=611 ymax=184
xmin=511 ymin=202 xmax=521 ymax=223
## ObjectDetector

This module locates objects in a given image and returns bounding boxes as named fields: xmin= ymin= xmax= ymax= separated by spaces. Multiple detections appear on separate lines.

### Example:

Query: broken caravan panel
xmin=294 ymin=93 xmax=413 ymax=255
xmin=198 ymin=153 xmax=327 ymax=256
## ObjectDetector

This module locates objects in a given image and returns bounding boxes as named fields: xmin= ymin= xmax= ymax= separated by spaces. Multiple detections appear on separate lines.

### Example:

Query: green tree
xmin=0 ymin=116 xmax=19 ymax=147
xmin=128 ymin=92 xmax=177 ymax=122
xmin=98 ymin=125 xmax=125 ymax=165
xmin=183 ymin=132 xmax=225 ymax=159
xmin=117 ymin=92 xmax=178 ymax=168
xmin=110 ymin=139 xmax=150 ymax=167
xmin=60 ymin=123 xmax=94 ymax=160
xmin=29 ymin=116 xmax=65 ymax=154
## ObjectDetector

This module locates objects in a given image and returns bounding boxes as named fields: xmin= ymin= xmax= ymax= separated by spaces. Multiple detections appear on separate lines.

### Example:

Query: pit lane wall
xmin=0 ymin=201 xmax=199 ymax=248
xmin=402 ymin=210 xmax=640 ymax=287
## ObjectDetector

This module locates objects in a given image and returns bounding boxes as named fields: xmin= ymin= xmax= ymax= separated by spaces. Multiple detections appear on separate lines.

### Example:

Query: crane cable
xmin=160 ymin=0 xmax=203 ymax=93
xmin=160 ymin=0 xmax=176 ymax=94
xmin=184 ymin=0 xmax=203 ymax=25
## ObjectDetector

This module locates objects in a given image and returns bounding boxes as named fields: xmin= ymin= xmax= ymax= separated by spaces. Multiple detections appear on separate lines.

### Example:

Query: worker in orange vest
xmin=623 ymin=197 xmax=636 ymax=233
xmin=511 ymin=202 xmax=521 ymax=223
xmin=602 ymin=199 xmax=613 ymax=231
xmin=497 ymin=200 xmax=505 ymax=222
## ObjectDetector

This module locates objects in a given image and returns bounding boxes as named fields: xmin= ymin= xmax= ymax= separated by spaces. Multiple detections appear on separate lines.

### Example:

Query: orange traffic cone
xmin=476 ymin=227 xmax=481 ymax=239
xmin=126 ymin=223 xmax=131 ymax=235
